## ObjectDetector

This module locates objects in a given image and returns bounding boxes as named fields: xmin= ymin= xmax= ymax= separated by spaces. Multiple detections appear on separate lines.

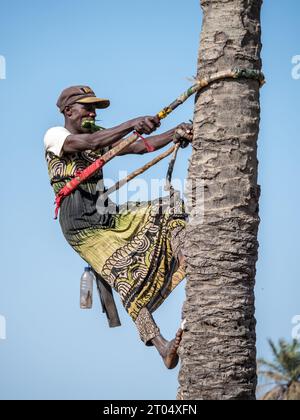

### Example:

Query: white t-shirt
xmin=44 ymin=126 xmax=71 ymax=157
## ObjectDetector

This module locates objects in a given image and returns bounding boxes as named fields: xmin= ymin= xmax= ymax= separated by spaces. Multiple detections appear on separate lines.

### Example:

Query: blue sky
xmin=0 ymin=0 xmax=299 ymax=400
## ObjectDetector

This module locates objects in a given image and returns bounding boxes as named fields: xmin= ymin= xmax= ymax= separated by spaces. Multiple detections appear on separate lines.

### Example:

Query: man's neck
xmin=64 ymin=121 xmax=80 ymax=134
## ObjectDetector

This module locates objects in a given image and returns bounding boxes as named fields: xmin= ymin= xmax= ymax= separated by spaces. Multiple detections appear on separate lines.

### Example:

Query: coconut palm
xmin=178 ymin=0 xmax=263 ymax=400
xmin=258 ymin=339 xmax=300 ymax=400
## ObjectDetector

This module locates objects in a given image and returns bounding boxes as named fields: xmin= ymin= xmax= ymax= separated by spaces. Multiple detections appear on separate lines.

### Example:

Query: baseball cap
xmin=57 ymin=85 xmax=110 ymax=113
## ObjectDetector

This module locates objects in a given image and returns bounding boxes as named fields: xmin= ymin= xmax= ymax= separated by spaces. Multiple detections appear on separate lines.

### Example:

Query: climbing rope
xmin=54 ymin=67 xmax=265 ymax=219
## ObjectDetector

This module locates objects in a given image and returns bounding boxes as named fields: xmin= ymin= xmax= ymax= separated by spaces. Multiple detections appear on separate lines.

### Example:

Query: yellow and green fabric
xmin=46 ymin=146 xmax=186 ymax=322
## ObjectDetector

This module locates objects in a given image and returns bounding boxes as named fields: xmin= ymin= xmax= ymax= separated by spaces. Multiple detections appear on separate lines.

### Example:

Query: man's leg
xmin=133 ymin=219 xmax=186 ymax=369
xmin=135 ymin=307 xmax=183 ymax=369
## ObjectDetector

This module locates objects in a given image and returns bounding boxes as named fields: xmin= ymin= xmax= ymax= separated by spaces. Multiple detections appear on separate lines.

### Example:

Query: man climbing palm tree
xmin=44 ymin=85 xmax=193 ymax=369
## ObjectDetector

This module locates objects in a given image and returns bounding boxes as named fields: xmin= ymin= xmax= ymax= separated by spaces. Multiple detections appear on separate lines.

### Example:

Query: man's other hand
xmin=173 ymin=123 xmax=193 ymax=148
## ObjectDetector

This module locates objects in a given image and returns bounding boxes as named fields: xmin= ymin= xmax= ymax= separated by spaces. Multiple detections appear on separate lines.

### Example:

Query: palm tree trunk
xmin=178 ymin=0 xmax=263 ymax=400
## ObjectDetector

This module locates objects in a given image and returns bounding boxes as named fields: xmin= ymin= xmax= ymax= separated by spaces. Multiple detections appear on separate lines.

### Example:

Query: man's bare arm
xmin=63 ymin=116 xmax=161 ymax=153
xmin=118 ymin=123 xmax=193 ymax=155
xmin=117 ymin=128 xmax=176 ymax=155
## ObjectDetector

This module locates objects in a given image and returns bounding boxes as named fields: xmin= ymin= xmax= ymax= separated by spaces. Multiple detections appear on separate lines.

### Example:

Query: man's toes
xmin=175 ymin=329 xmax=183 ymax=345
xmin=175 ymin=339 xmax=181 ymax=348
xmin=176 ymin=328 xmax=183 ymax=337
xmin=175 ymin=335 xmax=181 ymax=344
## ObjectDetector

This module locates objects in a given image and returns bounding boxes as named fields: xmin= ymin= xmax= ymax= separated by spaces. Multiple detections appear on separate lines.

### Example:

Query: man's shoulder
xmin=44 ymin=126 xmax=71 ymax=156
xmin=44 ymin=126 xmax=70 ymax=140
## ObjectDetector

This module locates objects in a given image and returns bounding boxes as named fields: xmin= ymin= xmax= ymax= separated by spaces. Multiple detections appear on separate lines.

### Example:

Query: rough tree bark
xmin=178 ymin=0 xmax=263 ymax=400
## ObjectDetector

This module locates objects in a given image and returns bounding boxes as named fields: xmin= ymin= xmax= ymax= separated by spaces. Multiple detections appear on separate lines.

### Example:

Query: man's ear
xmin=64 ymin=106 xmax=72 ymax=117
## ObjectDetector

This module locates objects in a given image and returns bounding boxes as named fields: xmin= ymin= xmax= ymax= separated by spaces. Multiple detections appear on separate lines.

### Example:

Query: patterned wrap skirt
xmin=59 ymin=181 xmax=187 ymax=322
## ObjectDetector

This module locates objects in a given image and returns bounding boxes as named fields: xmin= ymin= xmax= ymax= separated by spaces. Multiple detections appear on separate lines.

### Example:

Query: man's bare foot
xmin=152 ymin=329 xmax=183 ymax=369
xmin=162 ymin=329 xmax=183 ymax=369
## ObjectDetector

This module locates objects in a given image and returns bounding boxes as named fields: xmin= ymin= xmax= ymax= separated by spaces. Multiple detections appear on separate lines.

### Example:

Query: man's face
xmin=65 ymin=103 xmax=97 ymax=133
